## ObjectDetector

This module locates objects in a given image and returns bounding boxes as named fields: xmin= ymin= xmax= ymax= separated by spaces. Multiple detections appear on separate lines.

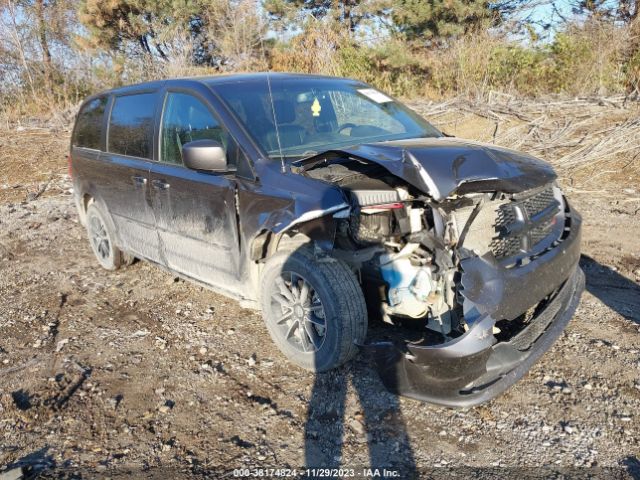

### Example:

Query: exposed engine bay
xmin=287 ymin=136 xmax=583 ymax=406
xmin=304 ymin=157 xmax=566 ymax=344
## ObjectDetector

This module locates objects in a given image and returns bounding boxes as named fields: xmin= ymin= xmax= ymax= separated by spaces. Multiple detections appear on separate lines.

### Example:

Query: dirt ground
xmin=0 ymin=99 xmax=639 ymax=479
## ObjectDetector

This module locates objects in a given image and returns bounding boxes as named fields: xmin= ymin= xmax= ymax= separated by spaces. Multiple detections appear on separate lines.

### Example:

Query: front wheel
xmin=260 ymin=248 xmax=367 ymax=372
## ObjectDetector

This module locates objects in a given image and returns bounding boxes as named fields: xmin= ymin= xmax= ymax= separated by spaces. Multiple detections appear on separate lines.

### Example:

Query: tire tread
xmin=260 ymin=247 xmax=367 ymax=371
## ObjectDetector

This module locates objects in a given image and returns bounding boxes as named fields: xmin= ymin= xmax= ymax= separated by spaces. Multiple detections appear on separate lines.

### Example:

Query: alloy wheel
xmin=270 ymin=271 xmax=326 ymax=353
xmin=89 ymin=214 xmax=111 ymax=262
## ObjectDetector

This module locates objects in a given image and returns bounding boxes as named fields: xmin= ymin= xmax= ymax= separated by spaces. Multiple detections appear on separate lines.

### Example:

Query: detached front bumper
xmin=363 ymin=203 xmax=584 ymax=408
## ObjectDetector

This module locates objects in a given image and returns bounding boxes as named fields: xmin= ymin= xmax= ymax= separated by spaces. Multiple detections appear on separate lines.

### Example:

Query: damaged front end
xmin=296 ymin=140 xmax=584 ymax=407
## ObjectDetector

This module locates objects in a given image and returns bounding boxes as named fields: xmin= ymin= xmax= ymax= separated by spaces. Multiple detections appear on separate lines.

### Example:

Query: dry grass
xmin=410 ymin=94 xmax=640 ymax=192
xmin=423 ymin=22 xmax=633 ymax=99
xmin=0 ymin=127 xmax=70 ymax=203
xmin=1 ymin=94 xmax=638 ymax=204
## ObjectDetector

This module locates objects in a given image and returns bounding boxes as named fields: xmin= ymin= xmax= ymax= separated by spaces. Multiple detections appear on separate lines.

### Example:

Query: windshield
xmin=211 ymin=76 xmax=442 ymax=159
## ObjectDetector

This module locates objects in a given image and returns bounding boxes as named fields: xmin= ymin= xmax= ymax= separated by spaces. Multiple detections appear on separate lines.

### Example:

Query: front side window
xmin=160 ymin=92 xmax=236 ymax=167
xmin=73 ymin=97 xmax=107 ymax=149
xmin=108 ymin=93 xmax=158 ymax=159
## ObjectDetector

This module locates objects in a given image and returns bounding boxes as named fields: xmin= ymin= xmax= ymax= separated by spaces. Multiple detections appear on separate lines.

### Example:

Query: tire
xmin=85 ymin=203 xmax=127 ymax=271
xmin=260 ymin=248 xmax=367 ymax=372
xmin=122 ymin=251 xmax=136 ymax=266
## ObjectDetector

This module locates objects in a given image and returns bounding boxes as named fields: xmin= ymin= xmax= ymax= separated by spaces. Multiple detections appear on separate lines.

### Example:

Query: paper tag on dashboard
xmin=357 ymin=88 xmax=393 ymax=103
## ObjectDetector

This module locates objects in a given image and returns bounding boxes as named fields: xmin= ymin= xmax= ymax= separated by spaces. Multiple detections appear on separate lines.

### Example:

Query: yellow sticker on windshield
xmin=311 ymin=97 xmax=321 ymax=117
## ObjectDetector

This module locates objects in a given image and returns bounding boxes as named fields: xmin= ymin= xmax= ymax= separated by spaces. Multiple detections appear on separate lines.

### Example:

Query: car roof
xmin=87 ymin=72 xmax=358 ymax=101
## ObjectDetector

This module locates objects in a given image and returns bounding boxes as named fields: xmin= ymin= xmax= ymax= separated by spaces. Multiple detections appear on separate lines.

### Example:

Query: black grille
xmin=490 ymin=235 xmax=521 ymax=259
xmin=530 ymin=221 xmax=554 ymax=245
xmin=495 ymin=203 xmax=516 ymax=234
xmin=520 ymin=186 xmax=556 ymax=218
xmin=490 ymin=185 xmax=559 ymax=260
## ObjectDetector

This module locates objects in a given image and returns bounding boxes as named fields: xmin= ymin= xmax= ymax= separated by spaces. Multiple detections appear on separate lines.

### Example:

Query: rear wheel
xmin=85 ymin=204 xmax=127 ymax=270
xmin=260 ymin=248 xmax=367 ymax=372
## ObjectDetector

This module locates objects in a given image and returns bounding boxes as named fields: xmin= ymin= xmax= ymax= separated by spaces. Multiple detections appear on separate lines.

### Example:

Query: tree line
xmin=1 ymin=0 xmax=639 ymax=118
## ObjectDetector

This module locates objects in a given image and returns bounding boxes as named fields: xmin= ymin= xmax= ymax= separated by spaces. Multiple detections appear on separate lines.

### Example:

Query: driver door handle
xmin=151 ymin=179 xmax=170 ymax=190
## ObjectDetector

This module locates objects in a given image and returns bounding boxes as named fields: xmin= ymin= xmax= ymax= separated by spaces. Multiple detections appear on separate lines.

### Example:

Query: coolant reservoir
xmin=380 ymin=257 xmax=416 ymax=304
xmin=411 ymin=268 xmax=433 ymax=301
xmin=380 ymin=256 xmax=433 ymax=318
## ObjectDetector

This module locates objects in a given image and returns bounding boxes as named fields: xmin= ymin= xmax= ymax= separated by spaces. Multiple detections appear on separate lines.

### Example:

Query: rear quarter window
xmin=108 ymin=92 xmax=158 ymax=159
xmin=73 ymin=97 xmax=107 ymax=149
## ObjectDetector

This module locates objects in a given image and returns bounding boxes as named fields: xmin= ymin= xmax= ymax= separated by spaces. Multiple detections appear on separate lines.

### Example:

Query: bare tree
xmin=35 ymin=0 xmax=53 ymax=93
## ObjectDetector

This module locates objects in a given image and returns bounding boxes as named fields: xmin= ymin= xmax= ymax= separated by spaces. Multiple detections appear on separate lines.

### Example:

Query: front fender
xmin=239 ymin=163 xmax=350 ymax=259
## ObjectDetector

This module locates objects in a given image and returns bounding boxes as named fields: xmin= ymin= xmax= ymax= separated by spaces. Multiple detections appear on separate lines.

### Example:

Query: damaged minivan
xmin=70 ymin=73 xmax=584 ymax=407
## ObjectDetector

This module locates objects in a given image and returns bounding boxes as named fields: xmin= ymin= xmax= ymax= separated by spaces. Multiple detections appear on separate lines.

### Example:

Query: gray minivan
xmin=70 ymin=73 xmax=584 ymax=406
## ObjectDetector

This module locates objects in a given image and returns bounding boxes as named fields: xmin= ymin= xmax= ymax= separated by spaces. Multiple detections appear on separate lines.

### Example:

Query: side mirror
xmin=182 ymin=139 xmax=227 ymax=172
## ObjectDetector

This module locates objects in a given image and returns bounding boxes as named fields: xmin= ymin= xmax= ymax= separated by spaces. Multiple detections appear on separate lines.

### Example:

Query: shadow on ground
xmin=304 ymin=360 xmax=417 ymax=478
xmin=2 ymin=447 xmax=56 ymax=478
xmin=622 ymin=456 xmax=640 ymax=479
xmin=580 ymin=255 xmax=640 ymax=324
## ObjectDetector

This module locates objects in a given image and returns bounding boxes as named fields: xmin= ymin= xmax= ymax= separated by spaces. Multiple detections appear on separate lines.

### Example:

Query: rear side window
xmin=73 ymin=97 xmax=107 ymax=149
xmin=108 ymin=93 xmax=158 ymax=159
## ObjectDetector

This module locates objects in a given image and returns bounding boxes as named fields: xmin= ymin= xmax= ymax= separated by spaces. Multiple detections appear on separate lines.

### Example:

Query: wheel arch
xmin=249 ymin=209 xmax=345 ymax=263
xmin=77 ymin=190 xmax=124 ymax=250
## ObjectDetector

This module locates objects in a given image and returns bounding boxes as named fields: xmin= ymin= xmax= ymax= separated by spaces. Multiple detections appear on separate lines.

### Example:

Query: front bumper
xmin=363 ymin=203 xmax=584 ymax=407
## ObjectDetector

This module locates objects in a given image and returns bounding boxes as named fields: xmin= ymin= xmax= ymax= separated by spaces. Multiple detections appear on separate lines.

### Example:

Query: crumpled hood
xmin=300 ymin=137 xmax=557 ymax=201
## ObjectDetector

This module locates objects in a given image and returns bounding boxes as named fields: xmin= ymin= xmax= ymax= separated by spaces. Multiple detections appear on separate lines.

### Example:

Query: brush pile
xmin=410 ymin=94 xmax=640 ymax=190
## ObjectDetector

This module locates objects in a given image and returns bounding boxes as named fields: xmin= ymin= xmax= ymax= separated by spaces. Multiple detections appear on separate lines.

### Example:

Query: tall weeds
xmin=268 ymin=18 xmax=639 ymax=100
xmin=1 ymin=17 xmax=638 ymax=124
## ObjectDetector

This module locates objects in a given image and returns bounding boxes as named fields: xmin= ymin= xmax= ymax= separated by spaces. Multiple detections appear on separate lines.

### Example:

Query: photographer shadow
xmin=303 ymin=358 xmax=417 ymax=478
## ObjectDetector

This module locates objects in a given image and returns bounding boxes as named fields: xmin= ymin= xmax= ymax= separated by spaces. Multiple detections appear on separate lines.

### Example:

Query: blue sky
xmin=512 ymin=0 xmax=623 ymax=40
xmin=271 ymin=0 xmax=606 ymax=45
xmin=508 ymin=0 xmax=576 ymax=41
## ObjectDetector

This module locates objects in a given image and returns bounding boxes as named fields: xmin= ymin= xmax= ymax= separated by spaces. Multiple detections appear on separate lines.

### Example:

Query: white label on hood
xmin=357 ymin=88 xmax=393 ymax=103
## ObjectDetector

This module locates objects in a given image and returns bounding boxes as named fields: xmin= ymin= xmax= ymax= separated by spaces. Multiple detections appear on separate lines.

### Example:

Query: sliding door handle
xmin=131 ymin=175 xmax=147 ymax=186
xmin=151 ymin=179 xmax=170 ymax=190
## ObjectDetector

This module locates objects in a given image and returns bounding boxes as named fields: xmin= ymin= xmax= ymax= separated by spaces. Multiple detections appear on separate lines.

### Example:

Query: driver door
xmin=149 ymin=90 xmax=242 ymax=292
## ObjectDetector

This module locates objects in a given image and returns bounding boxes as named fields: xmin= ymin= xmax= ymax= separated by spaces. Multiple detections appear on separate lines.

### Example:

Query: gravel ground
xmin=0 ymin=128 xmax=639 ymax=479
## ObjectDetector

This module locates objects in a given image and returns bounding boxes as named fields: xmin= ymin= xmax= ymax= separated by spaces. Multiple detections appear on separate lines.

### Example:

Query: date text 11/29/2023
xmin=232 ymin=468 xmax=401 ymax=478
